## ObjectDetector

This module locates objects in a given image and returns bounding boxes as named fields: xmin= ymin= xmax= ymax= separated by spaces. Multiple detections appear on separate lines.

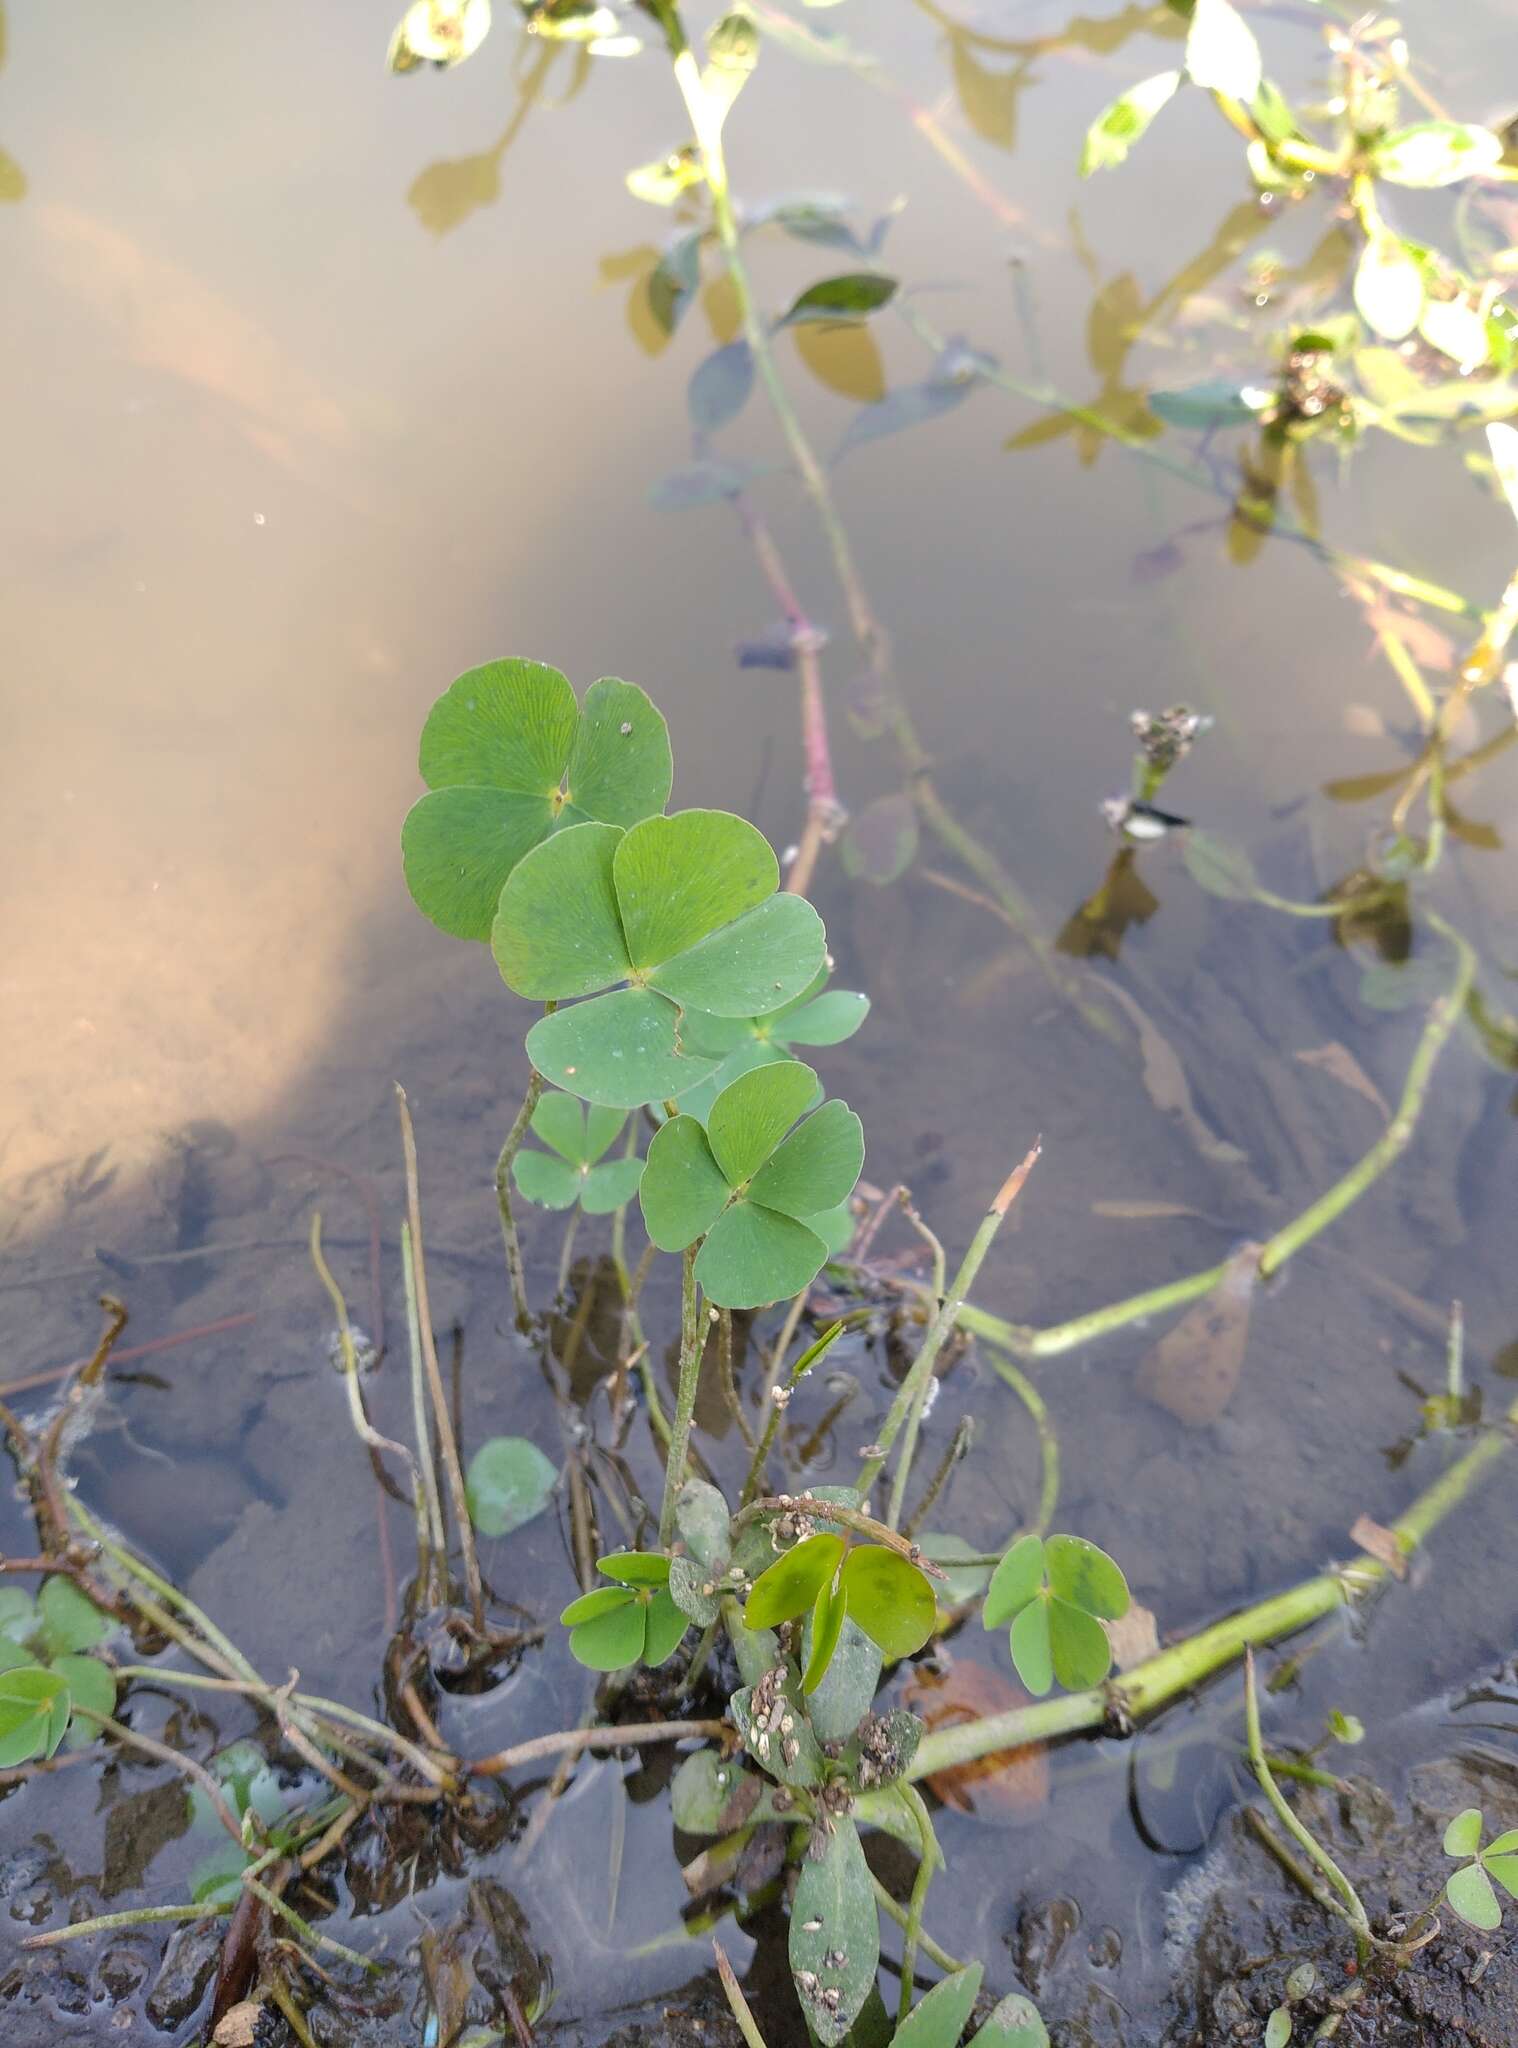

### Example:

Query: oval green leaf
xmin=748 ymin=1099 xmax=864 ymax=1219
xmin=1047 ymin=1596 xmax=1114 ymax=1690
xmin=782 ymin=991 xmax=870 ymax=1046
xmin=1445 ymin=1859 xmax=1501 ymax=1931
xmin=745 ymin=1532 xmax=847 ymax=1630
xmin=840 ymin=1547 xmax=936 ymax=1659
xmin=493 ymin=821 xmax=630 ymax=999
xmin=642 ymin=1587 xmax=690 ymax=1668
xmin=1045 ymin=1535 xmax=1129 ymax=1620
xmin=530 ymin=1091 xmax=591 ymax=1163
xmin=1264 ymin=2011 xmax=1292 ymax=2048
xmin=803 ymin=1573 xmax=848 ymax=1694
xmin=892 ymin=1965 xmax=984 ymax=2048
xmin=1009 ymin=1597 xmax=1054 ymax=1697
xmin=569 ymin=1596 xmax=649 ymax=1672
xmin=561 ymin=1585 xmax=636 ymax=1627
xmin=789 ymin=1815 xmax=880 ymax=2044
xmin=779 ymin=273 xmax=897 ymax=328
xmin=640 ymin=1115 xmax=733 ymax=1251
xmin=466 ymin=1436 xmax=558 ymax=1537
xmin=512 ymin=1148 xmax=583 ymax=1210
xmin=598 ymin=1550 xmax=672 ymax=1587
xmin=696 ymin=1202 xmax=830 ymax=1309
xmin=527 ymin=989 xmax=715 ymax=1107
xmin=983 ymin=1534 xmax=1045 ymax=1629
xmin=1443 ymin=1807 xmax=1485 ymax=1859
xmin=38 ymin=1577 xmax=110 ymax=1657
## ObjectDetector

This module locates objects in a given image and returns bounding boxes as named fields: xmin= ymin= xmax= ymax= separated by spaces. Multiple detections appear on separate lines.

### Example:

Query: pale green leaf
xmin=1446 ymin=1859 xmax=1501 ymax=1930
xmin=1485 ymin=1851 xmax=1518 ymax=1901
xmin=615 ymin=811 xmax=776 ymax=973
xmin=1080 ymin=70 xmax=1182 ymax=176
xmin=781 ymin=991 xmax=870 ymax=1045
xmin=1009 ymin=1598 xmax=1054 ymax=1696
xmin=1372 ymin=122 xmax=1503 ymax=188
xmin=1444 ymin=1806 xmax=1485 ymax=1858
xmin=1045 ymin=1535 xmax=1129 ymax=1620
xmin=53 ymin=1654 xmax=116 ymax=1748
xmin=1354 ymin=234 xmax=1424 ymax=342
xmin=466 ymin=1436 xmax=557 ymax=1536
xmin=969 ymin=1993 xmax=1048 ymax=2048
xmin=1265 ymin=2011 xmax=1292 ymax=2048
xmin=512 ymin=1148 xmax=583 ymax=1209
xmin=675 ymin=1478 xmax=733 ymax=1573
xmin=0 ymin=1590 xmax=37 ymax=1645
xmin=0 ymin=1666 xmax=71 ymax=1767
xmin=583 ymin=1104 xmax=629 ymax=1164
xmin=1186 ymin=0 xmax=1261 ymax=103
xmin=580 ymin=1156 xmax=644 ymax=1213
xmin=493 ymin=821 xmax=629 ymax=999
xmin=983 ymin=1534 xmax=1045 ymax=1628
xmin=805 ymin=1615 xmax=882 ymax=1744
xmin=804 ymin=1202 xmax=857 ymax=1257
xmin=920 ymin=1534 xmax=993 ymax=1603
xmin=1185 ymin=830 xmax=1259 ymax=901
xmin=668 ymin=1555 xmax=722 ymax=1625
xmin=648 ymin=891 xmax=826 ymax=1017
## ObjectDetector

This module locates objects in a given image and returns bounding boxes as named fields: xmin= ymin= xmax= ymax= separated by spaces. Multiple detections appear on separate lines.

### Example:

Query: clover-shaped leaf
xmin=560 ymin=1552 xmax=689 ymax=1671
xmin=983 ymin=1533 xmax=1130 ymax=1696
xmin=464 ymin=1435 xmax=558 ymax=1536
xmin=672 ymin=971 xmax=870 ymax=1122
xmin=639 ymin=1062 xmax=862 ymax=1307
xmin=1443 ymin=1806 xmax=1518 ymax=1930
xmin=0 ymin=1665 xmax=72 ymax=1768
xmin=402 ymin=659 xmax=673 ymax=941
xmin=744 ymin=1531 xmax=934 ymax=1689
xmin=495 ymin=812 xmax=827 ymax=1108
xmin=511 ymin=1093 xmax=644 ymax=1213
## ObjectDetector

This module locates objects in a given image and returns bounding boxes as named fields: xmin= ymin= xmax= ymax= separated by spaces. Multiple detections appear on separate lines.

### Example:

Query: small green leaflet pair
xmin=982 ymin=1534 xmax=1130 ymax=1695
xmin=0 ymin=1578 xmax=116 ymax=1765
xmin=1442 ymin=1806 xmax=1518 ymax=1931
xmin=744 ymin=1532 xmax=936 ymax=1691
xmin=560 ymin=1553 xmax=689 ymax=1671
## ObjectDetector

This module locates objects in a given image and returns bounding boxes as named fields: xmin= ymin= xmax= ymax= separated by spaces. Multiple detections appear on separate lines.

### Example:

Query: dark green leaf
xmin=805 ymin=1615 xmax=882 ymax=1744
xmin=465 ymin=1437 xmax=558 ymax=1537
xmin=778 ymin=273 xmax=897 ymax=328
xmin=891 ymin=1965 xmax=983 ymax=2048
xmin=789 ymin=1816 xmax=879 ymax=2043
xmin=561 ymin=1586 xmax=637 ymax=1627
xmin=649 ymin=226 xmax=704 ymax=330
xmin=676 ymin=1478 xmax=733 ymax=1573
xmin=598 ymin=1551 xmax=672 ymax=1587
xmin=708 ymin=1060 xmax=822 ymax=1185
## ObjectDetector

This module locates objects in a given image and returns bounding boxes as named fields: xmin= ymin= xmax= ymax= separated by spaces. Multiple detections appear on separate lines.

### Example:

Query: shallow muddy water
xmin=3 ymin=1 xmax=1518 ymax=2042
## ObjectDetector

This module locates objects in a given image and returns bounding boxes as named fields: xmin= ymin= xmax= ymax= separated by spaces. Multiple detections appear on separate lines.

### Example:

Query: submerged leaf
xmin=834 ymin=377 xmax=973 ymax=461
xmin=904 ymin=1663 xmax=1050 ymax=1819
xmin=465 ymin=1438 xmax=558 ymax=1536
xmin=778 ymin=273 xmax=897 ymax=327
xmin=1080 ymin=70 xmax=1182 ymax=176
xmin=688 ymin=341 xmax=756 ymax=433
xmin=841 ymin=792 xmax=918 ymax=884
xmin=1137 ymin=1243 xmax=1262 ymax=1424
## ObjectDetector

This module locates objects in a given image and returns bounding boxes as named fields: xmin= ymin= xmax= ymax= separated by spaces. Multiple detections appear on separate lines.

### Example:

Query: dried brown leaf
xmin=1295 ymin=1043 xmax=1390 ymax=1118
xmin=1350 ymin=1513 xmax=1408 ymax=1579
xmin=1103 ymin=1602 xmax=1160 ymax=1671
xmin=1137 ymin=1242 xmax=1262 ymax=1426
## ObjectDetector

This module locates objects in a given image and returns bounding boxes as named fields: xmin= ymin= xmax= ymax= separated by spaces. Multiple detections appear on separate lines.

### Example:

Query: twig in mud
xmin=396 ymin=1085 xmax=484 ymax=1634
xmin=470 ymin=1717 xmax=731 ymax=1777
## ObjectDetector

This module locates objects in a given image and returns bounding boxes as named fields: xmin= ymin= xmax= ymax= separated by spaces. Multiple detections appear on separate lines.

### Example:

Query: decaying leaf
xmin=1294 ymin=1043 xmax=1390 ymax=1118
xmin=1103 ymin=1602 xmax=1160 ymax=1671
xmin=1137 ymin=1242 xmax=1263 ymax=1425
xmin=1099 ymin=978 xmax=1254 ymax=1175
xmin=212 ymin=2005 xmax=263 ymax=2048
xmin=1350 ymin=1513 xmax=1408 ymax=1579
xmin=903 ymin=1662 xmax=1048 ymax=1819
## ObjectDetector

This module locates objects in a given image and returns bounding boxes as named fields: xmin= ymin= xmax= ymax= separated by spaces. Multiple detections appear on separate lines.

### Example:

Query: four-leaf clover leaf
xmin=493 ymin=811 xmax=826 ymax=1108
xmin=560 ymin=1553 xmax=689 ymax=1672
xmin=673 ymin=970 xmax=870 ymax=1122
xmin=983 ymin=1534 xmax=1130 ymax=1695
xmin=1443 ymin=1806 xmax=1518 ymax=1930
xmin=639 ymin=1061 xmax=862 ymax=1307
xmin=402 ymin=658 xmax=673 ymax=940
xmin=511 ymin=1094 xmax=644 ymax=1213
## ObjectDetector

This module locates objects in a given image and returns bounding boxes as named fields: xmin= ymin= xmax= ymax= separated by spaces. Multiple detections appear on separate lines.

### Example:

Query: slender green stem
xmin=741 ymin=1289 xmax=810 ymax=1504
xmin=713 ymin=1941 xmax=770 ymax=2048
xmin=659 ymin=1248 xmax=703 ymax=1547
xmin=717 ymin=1305 xmax=755 ymax=1449
xmin=983 ymin=1351 xmax=1059 ymax=1536
xmin=69 ymin=1496 xmax=260 ymax=1685
xmin=403 ymin=1222 xmax=448 ymax=1591
xmin=859 ymin=1145 xmax=1039 ymax=1507
xmin=1446 ymin=1298 xmax=1465 ymax=1408
xmin=495 ymin=1037 xmax=551 ymax=1331
xmin=556 ymin=1208 xmax=582 ymax=1299
xmin=901 ymin=1416 xmax=973 ymax=1541
xmin=1244 ymin=1650 xmax=1371 ymax=1961
xmin=870 ymin=1876 xmax=965 ymax=1976
xmin=896 ymin=1781 xmax=939 ymax=2020
xmin=23 ymin=1901 xmax=234 ymax=1949
xmin=244 ymin=1875 xmax=379 ymax=1975
xmin=962 ymin=924 xmax=1475 ymax=1360
xmin=910 ymin=1379 xmax=1518 ymax=1780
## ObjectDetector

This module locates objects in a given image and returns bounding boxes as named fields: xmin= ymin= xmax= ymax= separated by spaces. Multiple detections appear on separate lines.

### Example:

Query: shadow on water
xmin=3 ymin=0 xmax=1518 ymax=2041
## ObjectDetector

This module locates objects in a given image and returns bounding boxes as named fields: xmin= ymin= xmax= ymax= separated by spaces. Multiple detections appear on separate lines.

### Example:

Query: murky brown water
xmin=4 ymin=1 xmax=1518 ymax=2041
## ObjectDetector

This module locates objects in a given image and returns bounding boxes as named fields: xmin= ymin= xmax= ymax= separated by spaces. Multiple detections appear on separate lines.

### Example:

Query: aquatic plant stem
xmin=470 ymin=1717 xmax=730 ymax=1776
xmin=495 ymin=1039 xmax=551 ymax=1331
xmin=896 ymin=1781 xmax=939 ymax=2020
xmin=870 ymin=1878 xmax=966 ymax=1976
xmin=397 ymin=1084 xmax=484 ymax=1633
xmin=243 ymin=1875 xmax=377 ymax=1975
xmin=23 ymin=1901 xmax=236 ymax=1949
xmin=716 ymin=1304 xmax=755 ymax=1449
xmin=962 ymin=922 xmax=1474 ymax=1359
xmin=659 ymin=1247 xmax=703 ymax=1547
xmin=713 ymin=1942 xmax=771 ymax=2048
xmin=858 ymin=1141 xmax=1040 ymax=1511
xmin=983 ymin=1351 xmax=1059 ymax=1536
xmin=1243 ymin=1650 xmax=1372 ymax=1962
xmin=909 ymin=1376 xmax=1518 ymax=1780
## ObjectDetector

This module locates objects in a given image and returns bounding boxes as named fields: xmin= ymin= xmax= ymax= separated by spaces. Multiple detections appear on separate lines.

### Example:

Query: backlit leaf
xmin=840 ymin=1547 xmax=936 ymax=1658
xmin=1185 ymin=0 xmax=1261 ymax=102
xmin=789 ymin=1816 xmax=879 ymax=2044
xmin=778 ymin=273 xmax=898 ymax=327
xmin=1444 ymin=1807 xmax=1484 ymax=1858
xmin=1446 ymin=1859 xmax=1501 ymax=1929
xmin=892 ymin=1965 xmax=983 ymax=2048
xmin=803 ymin=1573 xmax=848 ymax=1692
xmin=1355 ymin=234 xmax=1425 ymax=342
xmin=466 ymin=1437 xmax=558 ymax=1536
xmin=1045 ymin=1536 xmax=1129 ymax=1620
xmin=1486 ymin=1851 xmax=1518 ymax=1901
xmin=745 ymin=1533 xmax=846 ymax=1629
xmin=1373 ymin=122 xmax=1503 ymax=188
xmin=1080 ymin=70 xmax=1182 ymax=176
xmin=0 ymin=1665 xmax=71 ymax=1767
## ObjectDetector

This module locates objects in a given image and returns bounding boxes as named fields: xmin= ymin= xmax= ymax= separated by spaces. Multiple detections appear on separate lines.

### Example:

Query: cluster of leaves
xmin=744 ymin=1527 xmax=936 ymax=1691
xmin=1442 ymin=1806 xmax=1518 ymax=1931
xmin=186 ymin=1739 xmax=301 ymax=1904
xmin=982 ymin=1534 xmax=1130 ymax=1696
xmin=559 ymin=1552 xmax=689 ymax=1671
xmin=0 ymin=1579 xmax=116 ymax=1766
xmin=512 ymin=1097 xmax=644 ymax=1214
